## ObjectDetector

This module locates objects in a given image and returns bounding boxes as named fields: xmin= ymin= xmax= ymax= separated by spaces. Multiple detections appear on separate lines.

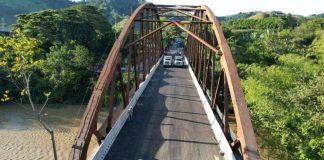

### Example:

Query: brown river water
xmin=0 ymin=103 xmax=118 ymax=160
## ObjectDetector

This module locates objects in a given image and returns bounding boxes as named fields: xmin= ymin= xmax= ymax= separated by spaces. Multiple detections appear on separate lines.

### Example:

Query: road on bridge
xmin=105 ymin=64 xmax=221 ymax=160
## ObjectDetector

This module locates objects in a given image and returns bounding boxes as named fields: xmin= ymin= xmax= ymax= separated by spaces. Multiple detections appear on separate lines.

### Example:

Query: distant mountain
xmin=217 ymin=11 xmax=258 ymax=21
xmin=217 ymin=11 xmax=304 ymax=22
xmin=219 ymin=11 xmax=304 ymax=30
xmin=308 ymin=13 xmax=324 ymax=18
xmin=248 ymin=12 xmax=270 ymax=19
xmin=85 ymin=0 xmax=145 ymax=23
xmin=0 ymin=0 xmax=145 ymax=30
xmin=0 ymin=0 xmax=74 ymax=30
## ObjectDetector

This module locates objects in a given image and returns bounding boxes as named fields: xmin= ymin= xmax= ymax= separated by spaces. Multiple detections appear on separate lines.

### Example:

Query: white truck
xmin=163 ymin=55 xmax=172 ymax=67
xmin=173 ymin=55 xmax=184 ymax=67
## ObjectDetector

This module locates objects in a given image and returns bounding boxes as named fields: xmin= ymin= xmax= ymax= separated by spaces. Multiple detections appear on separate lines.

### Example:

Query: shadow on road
xmin=105 ymin=65 xmax=220 ymax=160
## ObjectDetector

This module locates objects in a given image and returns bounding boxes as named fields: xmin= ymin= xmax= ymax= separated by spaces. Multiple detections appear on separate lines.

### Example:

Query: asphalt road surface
xmin=105 ymin=65 xmax=220 ymax=160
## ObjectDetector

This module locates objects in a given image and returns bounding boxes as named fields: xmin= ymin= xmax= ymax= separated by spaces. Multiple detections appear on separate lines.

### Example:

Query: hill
xmin=217 ymin=11 xmax=258 ymax=21
xmin=248 ymin=12 xmax=270 ymax=19
xmin=308 ymin=13 xmax=324 ymax=18
xmin=85 ymin=0 xmax=145 ymax=23
xmin=0 ymin=0 xmax=74 ymax=30
xmin=217 ymin=11 xmax=302 ymax=22
xmin=0 ymin=0 xmax=145 ymax=30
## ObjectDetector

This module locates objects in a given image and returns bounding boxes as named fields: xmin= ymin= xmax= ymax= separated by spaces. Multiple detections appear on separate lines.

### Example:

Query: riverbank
xmin=0 ymin=103 xmax=115 ymax=160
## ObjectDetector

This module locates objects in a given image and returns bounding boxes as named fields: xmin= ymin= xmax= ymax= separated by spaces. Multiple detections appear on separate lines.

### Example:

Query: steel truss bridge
xmin=70 ymin=3 xmax=260 ymax=160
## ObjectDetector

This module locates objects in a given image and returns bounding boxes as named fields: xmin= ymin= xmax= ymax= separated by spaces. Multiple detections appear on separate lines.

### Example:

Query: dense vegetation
xmin=0 ymin=0 xmax=142 ymax=103
xmin=217 ymin=11 xmax=292 ymax=22
xmin=0 ymin=5 xmax=113 ymax=103
xmin=0 ymin=1 xmax=323 ymax=159
xmin=221 ymin=13 xmax=324 ymax=159
xmin=0 ymin=0 xmax=73 ymax=29
xmin=84 ymin=0 xmax=144 ymax=23
xmin=0 ymin=0 xmax=144 ymax=30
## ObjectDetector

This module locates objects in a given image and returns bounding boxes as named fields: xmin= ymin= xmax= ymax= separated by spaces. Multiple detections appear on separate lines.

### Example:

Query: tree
xmin=87 ymin=0 xmax=143 ymax=23
xmin=242 ymin=53 xmax=323 ymax=159
xmin=0 ymin=32 xmax=58 ymax=160
xmin=2 ymin=5 xmax=115 ymax=103
xmin=13 ymin=5 xmax=113 ymax=57
xmin=113 ymin=16 xmax=129 ymax=33
xmin=0 ymin=31 xmax=43 ymax=100
xmin=42 ymin=43 xmax=93 ymax=102
xmin=222 ymin=15 xmax=324 ymax=159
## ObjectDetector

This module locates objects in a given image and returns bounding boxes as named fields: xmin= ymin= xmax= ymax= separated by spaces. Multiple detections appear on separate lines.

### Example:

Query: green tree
xmin=42 ymin=43 xmax=93 ymax=102
xmin=0 ymin=32 xmax=43 ymax=101
xmin=13 ymin=5 xmax=113 ymax=57
xmin=87 ymin=0 xmax=143 ymax=23
xmin=0 ymin=31 xmax=58 ymax=160
xmin=242 ymin=53 xmax=323 ymax=159
xmin=113 ymin=16 xmax=129 ymax=33
xmin=222 ymin=14 xmax=324 ymax=159
xmin=0 ymin=5 xmax=115 ymax=103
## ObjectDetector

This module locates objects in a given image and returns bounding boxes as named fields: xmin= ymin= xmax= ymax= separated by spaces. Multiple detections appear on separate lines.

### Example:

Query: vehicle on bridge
xmin=174 ymin=55 xmax=184 ymax=67
xmin=163 ymin=55 xmax=173 ymax=67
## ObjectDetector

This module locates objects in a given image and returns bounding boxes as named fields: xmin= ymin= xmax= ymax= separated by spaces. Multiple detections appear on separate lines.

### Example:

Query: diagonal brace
xmin=175 ymin=9 xmax=209 ymax=22
xmin=123 ymin=22 xmax=172 ymax=49
xmin=173 ymin=22 xmax=218 ymax=52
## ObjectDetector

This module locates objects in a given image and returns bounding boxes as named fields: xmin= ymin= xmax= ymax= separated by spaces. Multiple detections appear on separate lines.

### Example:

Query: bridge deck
xmin=105 ymin=65 xmax=220 ymax=160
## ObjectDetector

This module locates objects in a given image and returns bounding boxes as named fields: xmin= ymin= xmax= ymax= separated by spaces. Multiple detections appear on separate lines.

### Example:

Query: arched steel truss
xmin=70 ymin=3 xmax=260 ymax=160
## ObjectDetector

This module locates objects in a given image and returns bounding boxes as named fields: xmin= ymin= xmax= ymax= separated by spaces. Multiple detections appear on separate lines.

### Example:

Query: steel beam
xmin=142 ymin=10 xmax=172 ymax=19
xmin=71 ymin=3 xmax=260 ymax=160
xmin=145 ymin=7 xmax=205 ymax=11
xmin=202 ymin=5 xmax=260 ymax=160
xmin=173 ymin=22 xmax=218 ymax=53
xmin=135 ymin=19 xmax=212 ymax=24
xmin=212 ymin=70 xmax=223 ymax=110
xmin=117 ymin=63 xmax=127 ymax=108
xmin=175 ymin=9 xmax=209 ymax=22
xmin=69 ymin=3 xmax=155 ymax=159
xmin=106 ymin=78 xmax=116 ymax=133
xmin=223 ymin=74 xmax=230 ymax=138
xmin=123 ymin=22 xmax=172 ymax=49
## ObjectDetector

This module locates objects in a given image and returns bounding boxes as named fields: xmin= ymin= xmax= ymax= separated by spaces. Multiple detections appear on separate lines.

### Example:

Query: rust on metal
xmin=223 ymin=74 xmax=230 ymax=138
xmin=175 ymin=9 xmax=209 ymax=22
xmin=69 ymin=3 xmax=163 ymax=159
xmin=173 ymin=22 xmax=218 ymax=53
xmin=202 ymin=5 xmax=260 ymax=160
xmin=70 ymin=3 xmax=260 ymax=160
xmin=123 ymin=22 xmax=172 ymax=49
xmin=106 ymin=77 xmax=116 ymax=133
xmin=135 ymin=19 xmax=212 ymax=24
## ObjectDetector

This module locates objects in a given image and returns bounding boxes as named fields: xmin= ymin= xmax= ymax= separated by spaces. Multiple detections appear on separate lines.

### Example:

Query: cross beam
xmin=173 ymin=22 xmax=218 ymax=53
xmin=123 ymin=22 xmax=172 ymax=49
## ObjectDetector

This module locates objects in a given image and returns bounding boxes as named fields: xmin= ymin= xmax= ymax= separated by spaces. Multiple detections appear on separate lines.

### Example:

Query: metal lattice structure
xmin=70 ymin=3 xmax=260 ymax=160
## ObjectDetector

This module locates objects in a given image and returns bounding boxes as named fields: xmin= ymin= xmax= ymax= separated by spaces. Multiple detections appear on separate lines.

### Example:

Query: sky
xmin=146 ymin=0 xmax=324 ymax=16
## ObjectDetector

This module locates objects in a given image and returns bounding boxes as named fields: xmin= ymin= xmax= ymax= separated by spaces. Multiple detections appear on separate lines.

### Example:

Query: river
xmin=0 ymin=103 xmax=111 ymax=160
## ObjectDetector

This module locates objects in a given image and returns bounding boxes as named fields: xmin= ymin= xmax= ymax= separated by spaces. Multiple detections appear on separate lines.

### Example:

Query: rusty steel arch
xmin=183 ymin=5 xmax=260 ymax=160
xmin=70 ymin=3 xmax=260 ymax=160
xmin=69 ymin=3 xmax=165 ymax=159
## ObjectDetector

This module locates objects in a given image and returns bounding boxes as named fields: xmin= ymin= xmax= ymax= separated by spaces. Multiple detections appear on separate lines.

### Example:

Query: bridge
xmin=70 ymin=3 xmax=260 ymax=160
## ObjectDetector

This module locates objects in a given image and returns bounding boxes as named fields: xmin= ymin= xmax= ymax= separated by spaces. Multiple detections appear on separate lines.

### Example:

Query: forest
xmin=0 ymin=0 xmax=143 ymax=30
xmin=0 ymin=2 xmax=323 ymax=160
xmin=221 ymin=12 xmax=323 ymax=159
xmin=0 ymin=0 xmax=144 ymax=103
